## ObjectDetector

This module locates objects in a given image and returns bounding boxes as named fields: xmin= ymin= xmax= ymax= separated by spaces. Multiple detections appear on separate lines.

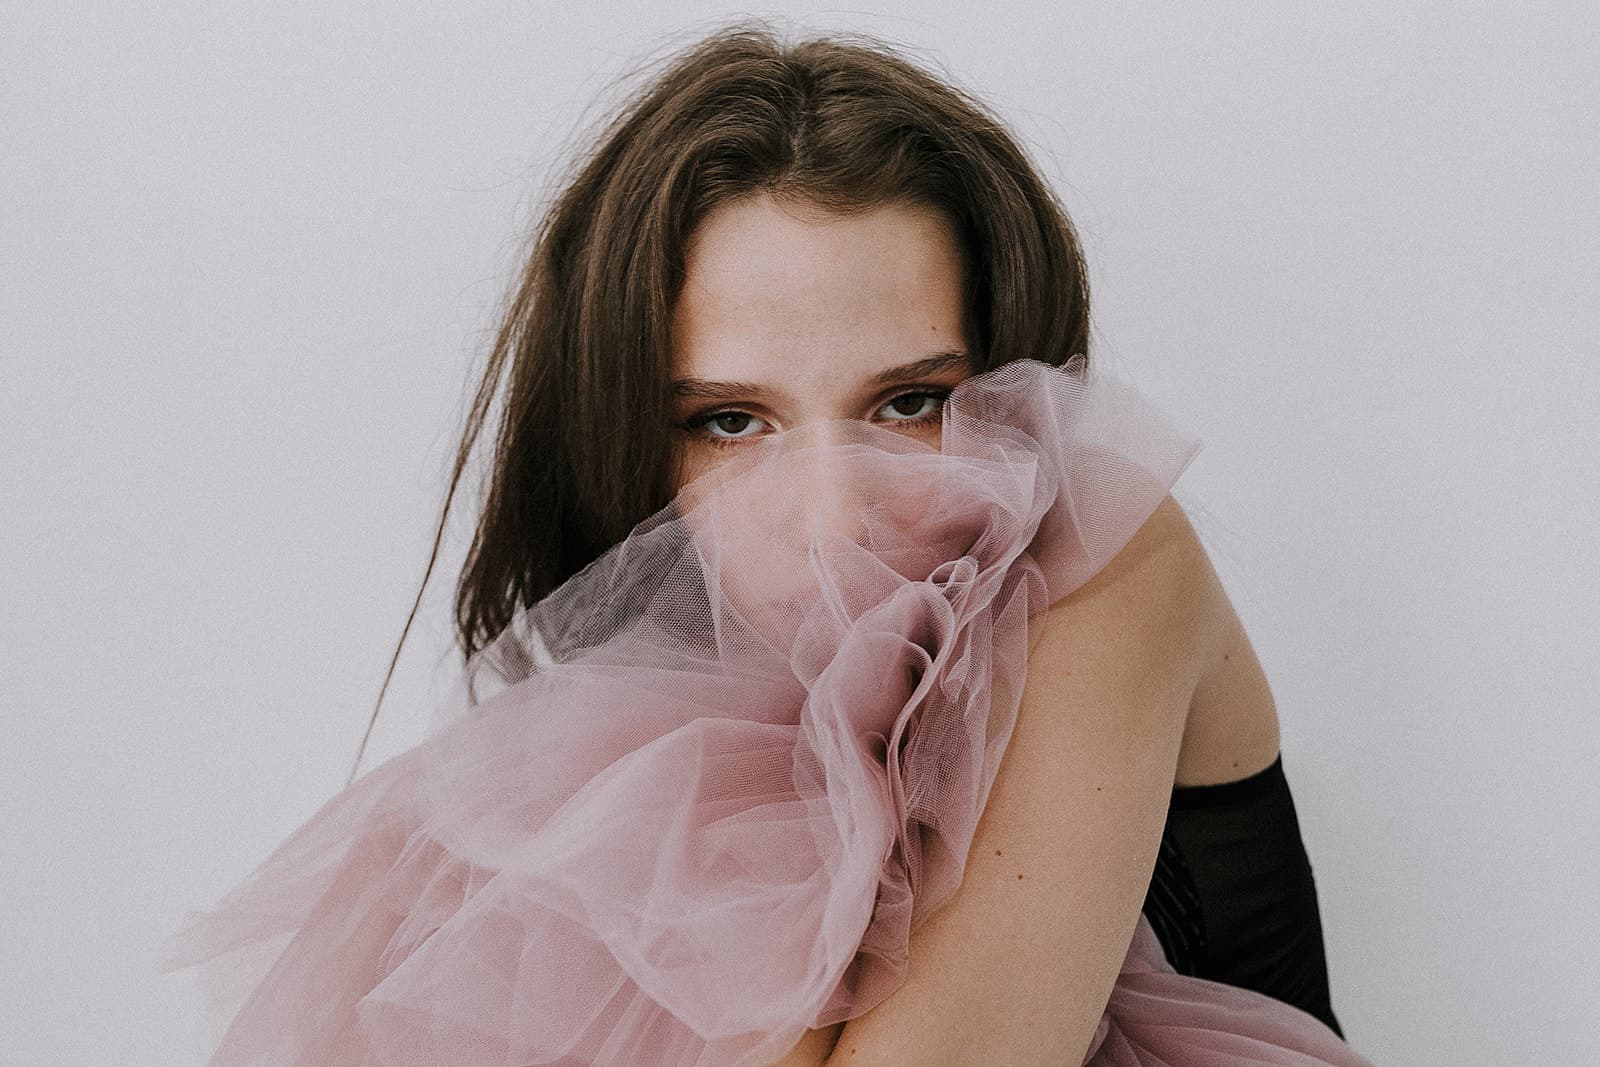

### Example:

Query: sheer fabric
xmin=162 ymin=357 xmax=1373 ymax=1066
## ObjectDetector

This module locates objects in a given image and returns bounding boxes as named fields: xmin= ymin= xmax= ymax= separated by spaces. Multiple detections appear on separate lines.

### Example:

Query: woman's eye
xmin=880 ymin=392 xmax=944 ymax=421
xmin=691 ymin=410 xmax=769 ymax=442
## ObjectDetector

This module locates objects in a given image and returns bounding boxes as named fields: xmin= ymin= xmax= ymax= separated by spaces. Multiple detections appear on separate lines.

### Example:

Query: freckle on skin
xmin=995 ymin=849 xmax=1003 ymax=856
xmin=1017 ymin=873 xmax=1024 ymax=879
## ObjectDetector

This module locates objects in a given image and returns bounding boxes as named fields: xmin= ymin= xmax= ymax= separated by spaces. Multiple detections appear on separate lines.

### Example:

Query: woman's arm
xmin=814 ymin=494 xmax=1224 ymax=1066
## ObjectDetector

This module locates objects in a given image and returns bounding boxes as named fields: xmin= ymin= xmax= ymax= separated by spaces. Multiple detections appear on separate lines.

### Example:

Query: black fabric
xmin=1139 ymin=753 xmax=1345 ymax=1038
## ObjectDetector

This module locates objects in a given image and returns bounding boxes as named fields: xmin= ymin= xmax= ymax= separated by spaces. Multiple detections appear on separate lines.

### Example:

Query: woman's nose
xmin=789 ymin=422 xmax=872 ymax=548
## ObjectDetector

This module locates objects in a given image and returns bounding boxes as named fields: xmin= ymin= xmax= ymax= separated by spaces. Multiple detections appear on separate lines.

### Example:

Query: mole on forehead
xmin=669 ymin=350 xmax=972 ymax=402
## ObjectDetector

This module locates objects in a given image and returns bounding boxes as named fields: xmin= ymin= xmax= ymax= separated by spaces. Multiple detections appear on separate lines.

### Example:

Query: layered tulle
xmin=162 ymin=356 xmax=1374 ymax=1066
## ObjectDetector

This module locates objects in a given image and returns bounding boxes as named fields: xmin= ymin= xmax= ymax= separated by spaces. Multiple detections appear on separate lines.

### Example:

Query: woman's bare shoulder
xmin=1054 ymin=492 xmax=1282 ymax=788
xmin=1040 ymin=491 xmax=1225 ymax=695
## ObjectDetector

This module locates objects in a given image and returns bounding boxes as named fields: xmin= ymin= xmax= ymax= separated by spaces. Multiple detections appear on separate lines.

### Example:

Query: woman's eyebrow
xmin=670 ymin=350 xmax=971 ymax=402
xmin=868 ymin=350 xmax=972 ymax=386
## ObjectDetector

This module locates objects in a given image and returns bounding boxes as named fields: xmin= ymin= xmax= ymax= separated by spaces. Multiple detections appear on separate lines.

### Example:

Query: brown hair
xmin=347 ymin=22 xmax=1094 ymax=783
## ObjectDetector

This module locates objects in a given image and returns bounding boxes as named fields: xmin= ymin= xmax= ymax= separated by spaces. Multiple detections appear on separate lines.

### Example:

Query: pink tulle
xmin=162 ymin=357 xmax=1374 ymax=1066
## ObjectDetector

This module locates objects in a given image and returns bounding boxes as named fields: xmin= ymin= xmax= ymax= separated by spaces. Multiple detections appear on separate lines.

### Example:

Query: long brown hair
xmin=347 ymin=22 xmax=1094 ymax=784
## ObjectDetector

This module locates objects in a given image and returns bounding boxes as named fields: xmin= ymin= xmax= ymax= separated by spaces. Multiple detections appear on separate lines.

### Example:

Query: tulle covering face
xmin=162 ymin=357 xmax=1373 ymax=1066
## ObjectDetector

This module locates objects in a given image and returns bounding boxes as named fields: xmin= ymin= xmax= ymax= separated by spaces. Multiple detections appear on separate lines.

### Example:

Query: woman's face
xmin=668 ymin=191 xmax=976 ymax=496
xmin=666 ymin=191 xmax=979 ymax=632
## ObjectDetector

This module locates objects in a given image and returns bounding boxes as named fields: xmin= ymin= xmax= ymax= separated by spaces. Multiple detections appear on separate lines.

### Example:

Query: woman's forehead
xmin=679 ymin=193 xmax=962 ymax=295
xmin=671 ymin=193 xmax=970 ymax=384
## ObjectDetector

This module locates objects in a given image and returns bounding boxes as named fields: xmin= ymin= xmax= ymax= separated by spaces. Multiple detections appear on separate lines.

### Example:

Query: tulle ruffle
xmin=163 ymin=357 xmax=1372 ymax=1066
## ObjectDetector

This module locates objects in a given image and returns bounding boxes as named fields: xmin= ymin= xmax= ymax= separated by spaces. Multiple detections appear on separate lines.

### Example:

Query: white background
xmin=4 ymin=3 xmax=1596 ymax=1064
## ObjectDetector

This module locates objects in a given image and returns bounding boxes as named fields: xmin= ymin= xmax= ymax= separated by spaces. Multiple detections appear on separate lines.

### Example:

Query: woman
xmin=164 ymin=24 xmax=1373 ymax=1066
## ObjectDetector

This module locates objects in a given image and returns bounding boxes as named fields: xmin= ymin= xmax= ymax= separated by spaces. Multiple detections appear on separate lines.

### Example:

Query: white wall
xmin=4 ymin=3 xmax=1594 ymax=1063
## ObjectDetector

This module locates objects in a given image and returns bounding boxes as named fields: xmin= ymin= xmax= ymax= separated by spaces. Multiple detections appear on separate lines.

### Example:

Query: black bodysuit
xmin=1139 ymin=753 xmax=1344 ymax=1038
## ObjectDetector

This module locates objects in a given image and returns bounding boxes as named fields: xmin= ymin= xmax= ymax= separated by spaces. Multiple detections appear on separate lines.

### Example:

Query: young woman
xmin=164 ymin=25 xmax=1374 ymax=1066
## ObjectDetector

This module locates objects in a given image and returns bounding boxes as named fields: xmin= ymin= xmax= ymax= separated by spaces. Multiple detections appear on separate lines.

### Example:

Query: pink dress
xmin=162 ymin=357 xmax=1376 ymax=1066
